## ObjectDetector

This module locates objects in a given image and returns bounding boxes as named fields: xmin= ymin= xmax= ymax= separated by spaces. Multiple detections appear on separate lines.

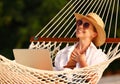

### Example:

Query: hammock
xmin=0 ymin=0 xmax=120 ymax=83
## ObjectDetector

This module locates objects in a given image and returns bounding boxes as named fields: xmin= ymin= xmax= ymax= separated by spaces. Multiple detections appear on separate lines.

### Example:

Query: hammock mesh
xmin=0 ymin=49 xmax=120 ymax=84
xmin=0 ymin=0 xmax=120 ymax=83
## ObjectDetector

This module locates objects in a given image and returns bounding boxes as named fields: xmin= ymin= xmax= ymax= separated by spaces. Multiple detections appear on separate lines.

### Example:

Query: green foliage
xmin=0 ymin=0 xmax=67 ymax=59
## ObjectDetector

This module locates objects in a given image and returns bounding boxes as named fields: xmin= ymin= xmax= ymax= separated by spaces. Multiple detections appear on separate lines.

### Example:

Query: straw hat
xmin=74 ymin=13 xmax=106 ymax=46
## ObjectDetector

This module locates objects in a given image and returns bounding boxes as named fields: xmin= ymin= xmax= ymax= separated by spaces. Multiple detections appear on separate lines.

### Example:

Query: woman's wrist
xmin=78 ymin=54 xmax=88 ymax=67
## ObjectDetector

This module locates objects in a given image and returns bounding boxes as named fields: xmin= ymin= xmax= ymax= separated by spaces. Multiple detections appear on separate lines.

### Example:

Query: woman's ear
xmin=92 ymin=32 xmax=98 ymax=38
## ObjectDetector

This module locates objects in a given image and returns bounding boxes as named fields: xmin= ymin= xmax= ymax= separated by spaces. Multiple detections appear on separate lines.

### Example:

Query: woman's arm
xmin=71 ymin=48 xmax=88 ymax=67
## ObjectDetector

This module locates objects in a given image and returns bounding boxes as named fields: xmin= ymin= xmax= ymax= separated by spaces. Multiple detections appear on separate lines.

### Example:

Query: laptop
xmin=13 ymin=49 xmax=53 ymax=70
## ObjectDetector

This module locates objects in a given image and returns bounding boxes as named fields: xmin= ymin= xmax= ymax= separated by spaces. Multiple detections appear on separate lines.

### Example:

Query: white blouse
xmin=54 ymin=42 xmax=108 ymax=71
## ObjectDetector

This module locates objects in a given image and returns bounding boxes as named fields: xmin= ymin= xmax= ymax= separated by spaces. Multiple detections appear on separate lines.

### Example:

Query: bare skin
xmin=70 ymin=18 xmax=97 ymax=68
xmin=63 ymin=18 xmax=98 ymax=84
xmin=70 ymin=19 xmax=98 ymax=84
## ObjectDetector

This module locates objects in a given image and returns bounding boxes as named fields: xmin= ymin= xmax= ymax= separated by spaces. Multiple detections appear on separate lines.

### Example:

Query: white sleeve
xmin=54 ymin=50 xmax=67 ymax=71
xmin=54 ymin=46 xmax=74 ymax=71
xmin=91 ymin=49 xmax=108 ymax=65
xmin=54 ymin=50 xmax=62 ymax=71
xmin=54 ymin=48 xmax=70 ymax=71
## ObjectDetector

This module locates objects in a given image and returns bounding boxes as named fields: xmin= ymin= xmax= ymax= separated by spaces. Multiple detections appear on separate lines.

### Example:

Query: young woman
xmin=55 ymin=13 xmax=108 ymax=71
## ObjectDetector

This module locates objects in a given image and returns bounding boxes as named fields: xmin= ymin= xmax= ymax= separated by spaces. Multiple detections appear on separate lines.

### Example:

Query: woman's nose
xmin=77 ymin=24 xmax=83 ymax=29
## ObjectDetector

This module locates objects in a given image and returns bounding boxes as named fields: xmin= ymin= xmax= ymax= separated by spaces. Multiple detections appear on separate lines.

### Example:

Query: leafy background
xmin=0 ymin=0 xmax=67 ymax=59
xmin=0 ymin=0 xmax=120 ymax=76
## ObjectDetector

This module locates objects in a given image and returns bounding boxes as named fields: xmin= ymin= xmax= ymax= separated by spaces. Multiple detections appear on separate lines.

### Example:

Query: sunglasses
xmin=76 ymin=20 xmax=90 ymax=29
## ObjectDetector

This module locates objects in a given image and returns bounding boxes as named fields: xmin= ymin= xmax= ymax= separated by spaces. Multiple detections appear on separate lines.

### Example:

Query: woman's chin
xmin=76 ymin=34 xmax=84 ymax=38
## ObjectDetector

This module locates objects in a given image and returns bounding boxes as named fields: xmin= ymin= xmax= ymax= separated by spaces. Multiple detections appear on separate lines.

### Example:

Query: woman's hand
xmin=71 ymin=48 xmax=85 ymax=62
xmin=71 ymin=48 xmax=88 ymax=67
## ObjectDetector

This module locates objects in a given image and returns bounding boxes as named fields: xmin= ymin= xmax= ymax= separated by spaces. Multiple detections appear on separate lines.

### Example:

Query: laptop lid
xmin=13 ymin=49 xmax=53 ymax=70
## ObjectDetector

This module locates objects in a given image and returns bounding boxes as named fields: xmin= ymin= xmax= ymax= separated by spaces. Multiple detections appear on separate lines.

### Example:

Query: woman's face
xmin=76 ymin=18 xmax=97 ymax=40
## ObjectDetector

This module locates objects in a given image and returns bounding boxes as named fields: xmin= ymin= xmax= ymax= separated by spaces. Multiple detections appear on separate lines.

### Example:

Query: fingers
xmin=72 ymin=52 xmax=77 ymax=57
xmin=73 ymin=48 xmax=81 ymax=56
xmin=71 ymin=48 xmax=81 ymax=59
xmin=71 ymin=50 xmax=80 ymax=62
xmin=71 ymin=53 xmax=76 ymax=60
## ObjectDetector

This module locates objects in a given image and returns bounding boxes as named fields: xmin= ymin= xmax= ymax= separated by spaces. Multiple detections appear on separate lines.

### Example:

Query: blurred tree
xmin=0 ymin=0 xmax=68 ymax=59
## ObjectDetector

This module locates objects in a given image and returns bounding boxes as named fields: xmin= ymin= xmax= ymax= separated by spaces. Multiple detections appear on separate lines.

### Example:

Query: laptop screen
xmin=13 ymin=49 xmax=53 ymax=70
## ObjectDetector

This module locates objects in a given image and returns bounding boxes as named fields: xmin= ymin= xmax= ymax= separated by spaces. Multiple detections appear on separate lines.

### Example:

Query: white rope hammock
xmin=0 ymin=0 xmax=120 ymax=83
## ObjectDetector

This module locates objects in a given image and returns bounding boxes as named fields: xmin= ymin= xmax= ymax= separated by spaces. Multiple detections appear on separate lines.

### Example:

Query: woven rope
xmin=0 ymin=43 xmax=120 ymax=83
xmin=0 ymin=55 xmax=118 ymax=83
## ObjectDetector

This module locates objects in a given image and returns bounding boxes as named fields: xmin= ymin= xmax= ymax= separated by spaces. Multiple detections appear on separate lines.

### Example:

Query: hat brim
xmin=74 ymin=13 xmax=106 ymax=46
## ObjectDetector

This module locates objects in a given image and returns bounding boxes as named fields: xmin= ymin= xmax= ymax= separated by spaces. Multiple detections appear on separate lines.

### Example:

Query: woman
xmin=54 ymin=12 xmax=108 ymax=71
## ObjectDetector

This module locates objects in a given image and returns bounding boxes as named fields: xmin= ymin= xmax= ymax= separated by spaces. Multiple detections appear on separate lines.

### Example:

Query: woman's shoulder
xmin=90 ymin=43 xmax=107 ymax=58
xmin=95 ymin=49 xmax=108 ymax=59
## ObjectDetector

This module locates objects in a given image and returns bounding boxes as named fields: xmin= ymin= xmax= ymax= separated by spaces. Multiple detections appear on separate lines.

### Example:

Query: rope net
xmin=0 ymin=0 xmax=120 ymax=83
xmin=0 ymin=48 xmax=120 ymax=84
